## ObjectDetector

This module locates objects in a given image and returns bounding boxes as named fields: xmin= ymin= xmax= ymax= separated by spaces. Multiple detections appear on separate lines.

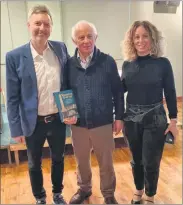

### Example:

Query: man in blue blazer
xmin=6 ymin=5 xmax=69 ymax=204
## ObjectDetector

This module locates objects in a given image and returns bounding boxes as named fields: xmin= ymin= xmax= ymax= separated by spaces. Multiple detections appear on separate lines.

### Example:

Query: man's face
xmin=73 ymin=24 xmax=97 ymax=56
xmin=27 ymin=13 xmax=52 ymax=44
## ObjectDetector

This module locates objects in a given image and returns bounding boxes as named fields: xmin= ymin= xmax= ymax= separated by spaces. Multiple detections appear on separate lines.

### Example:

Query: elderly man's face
xmin=74 ymin=24 xmax=97 ymax=56
xmin=27 ymin=13 xmax=52 ymax=44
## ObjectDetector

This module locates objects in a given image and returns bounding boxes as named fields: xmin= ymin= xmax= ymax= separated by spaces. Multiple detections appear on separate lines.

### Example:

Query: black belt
xmin=37 ymin=113 xmax=59 ymax=123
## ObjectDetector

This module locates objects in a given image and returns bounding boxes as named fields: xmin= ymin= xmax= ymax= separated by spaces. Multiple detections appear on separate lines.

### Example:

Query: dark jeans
xmin=25 ymin=117 xmax=66 ymax=200
xmin=124 ymin=105 xmax=167 ymax=197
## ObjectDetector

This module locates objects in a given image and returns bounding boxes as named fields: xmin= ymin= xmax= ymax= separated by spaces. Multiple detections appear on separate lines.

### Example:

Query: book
xmin=53 ymin=90 xmax=79 ymax=122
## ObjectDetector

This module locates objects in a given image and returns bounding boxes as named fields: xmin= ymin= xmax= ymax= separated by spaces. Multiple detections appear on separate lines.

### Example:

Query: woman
xmin=121 ymin=21 xmax=178 ymax=204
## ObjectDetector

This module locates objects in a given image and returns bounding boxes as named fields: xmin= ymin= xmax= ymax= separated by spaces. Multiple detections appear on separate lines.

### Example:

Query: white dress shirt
xmin=30 ymin=43 xmax=61 ymax=116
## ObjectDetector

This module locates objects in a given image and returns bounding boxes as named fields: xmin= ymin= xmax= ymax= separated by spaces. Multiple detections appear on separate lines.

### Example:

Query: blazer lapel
xmin=23 ymin=43 xmax=37 ymax=87
xmin=48 ymin=41 xmax=64 ymax=84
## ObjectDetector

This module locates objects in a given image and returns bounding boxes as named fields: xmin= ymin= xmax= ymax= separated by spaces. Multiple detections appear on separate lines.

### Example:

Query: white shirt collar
xmin=77 ymin=51 xmax=94 ymax=63
xmin=30 ymin=41 xmax=50 ymax=59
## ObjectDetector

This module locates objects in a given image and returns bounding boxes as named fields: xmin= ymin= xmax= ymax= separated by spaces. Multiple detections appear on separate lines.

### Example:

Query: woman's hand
xmin=164 ymin=119 xmax=179 ymax=140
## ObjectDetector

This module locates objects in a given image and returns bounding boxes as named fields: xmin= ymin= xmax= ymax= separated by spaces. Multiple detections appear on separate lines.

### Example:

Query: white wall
xmin=0 ymin=0 xmax=63 ymax=102
xmin=130 ymin=1 xmax=182 ymax=96
xmin=1 ymin=0 xmax=182 ymax=99
xmin=1 ymin=0 xmax=131 ymax=63
xmin=61 ymin=0 xmax=131 ymax=59
xmin=1 ymin=1 xmax=13 ymax=65
xmin=1 ymin=0 xmax=130 ymax=98
xmin=7 ymin=1 xmax=29 ymax=49
xmin=0 ymin=1 xmax=63 ymax=65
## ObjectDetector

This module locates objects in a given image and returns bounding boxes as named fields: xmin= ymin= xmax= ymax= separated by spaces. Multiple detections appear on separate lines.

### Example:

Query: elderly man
xmin=65 ymin=20 xmax=124 ymax=204
xmin=6 ymin=5 xmax=69 ymax=204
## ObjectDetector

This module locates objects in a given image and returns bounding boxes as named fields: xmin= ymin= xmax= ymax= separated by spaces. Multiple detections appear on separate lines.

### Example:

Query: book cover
xmin=53 ymin=90 xmax=79 ymax=122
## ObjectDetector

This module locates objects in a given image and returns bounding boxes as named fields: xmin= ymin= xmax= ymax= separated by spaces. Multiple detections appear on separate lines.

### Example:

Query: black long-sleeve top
xmin=121 ymin=55 xmax=177 ymax=119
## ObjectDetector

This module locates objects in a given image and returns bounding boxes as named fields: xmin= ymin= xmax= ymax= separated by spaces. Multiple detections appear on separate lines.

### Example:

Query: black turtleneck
xmin=121 ymin=55 xmax=177 ymax=119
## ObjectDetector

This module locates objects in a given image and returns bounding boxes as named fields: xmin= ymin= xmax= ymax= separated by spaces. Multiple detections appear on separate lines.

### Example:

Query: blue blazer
xmin=6 ymin=40 xmax=69 ymax=138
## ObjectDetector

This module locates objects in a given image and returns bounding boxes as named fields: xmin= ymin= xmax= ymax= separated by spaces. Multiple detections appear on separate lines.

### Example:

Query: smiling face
xmin=133 ymin=25 xmax=151 ymax=56
xmin=73 ymin=23 xmax=97 ymax=57
xmin=27 ymin=13 xmax=52 ymax=45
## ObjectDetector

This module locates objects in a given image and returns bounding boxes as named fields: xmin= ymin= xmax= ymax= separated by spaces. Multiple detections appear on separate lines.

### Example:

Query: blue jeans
xmin=124 ymin=103 xmax=167 ymax=197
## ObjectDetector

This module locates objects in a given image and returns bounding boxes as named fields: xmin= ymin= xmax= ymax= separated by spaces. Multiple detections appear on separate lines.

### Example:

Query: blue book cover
xmin=53 ymin=90 xmax=79 ymax=122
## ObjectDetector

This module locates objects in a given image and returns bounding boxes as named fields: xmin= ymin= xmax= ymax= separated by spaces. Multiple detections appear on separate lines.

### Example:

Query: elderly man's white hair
xmin=72 ymin=20 xmax=98 ymax=40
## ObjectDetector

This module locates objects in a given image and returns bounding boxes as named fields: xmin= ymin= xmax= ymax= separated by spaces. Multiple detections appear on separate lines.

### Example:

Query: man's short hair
xmin=28 ymin=5 xmax=53 ymax=24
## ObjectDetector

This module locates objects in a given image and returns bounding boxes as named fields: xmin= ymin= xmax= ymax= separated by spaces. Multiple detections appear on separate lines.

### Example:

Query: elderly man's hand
xmin=64 ymin=116 xmax=77 ymax=125
xmin=113 ymin=120 xmax=123 ymax=135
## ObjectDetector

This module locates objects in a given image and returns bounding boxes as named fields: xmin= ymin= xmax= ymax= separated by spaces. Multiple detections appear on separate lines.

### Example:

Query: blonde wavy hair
xmin=121 ymin=21 xmax=164 ymax=61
